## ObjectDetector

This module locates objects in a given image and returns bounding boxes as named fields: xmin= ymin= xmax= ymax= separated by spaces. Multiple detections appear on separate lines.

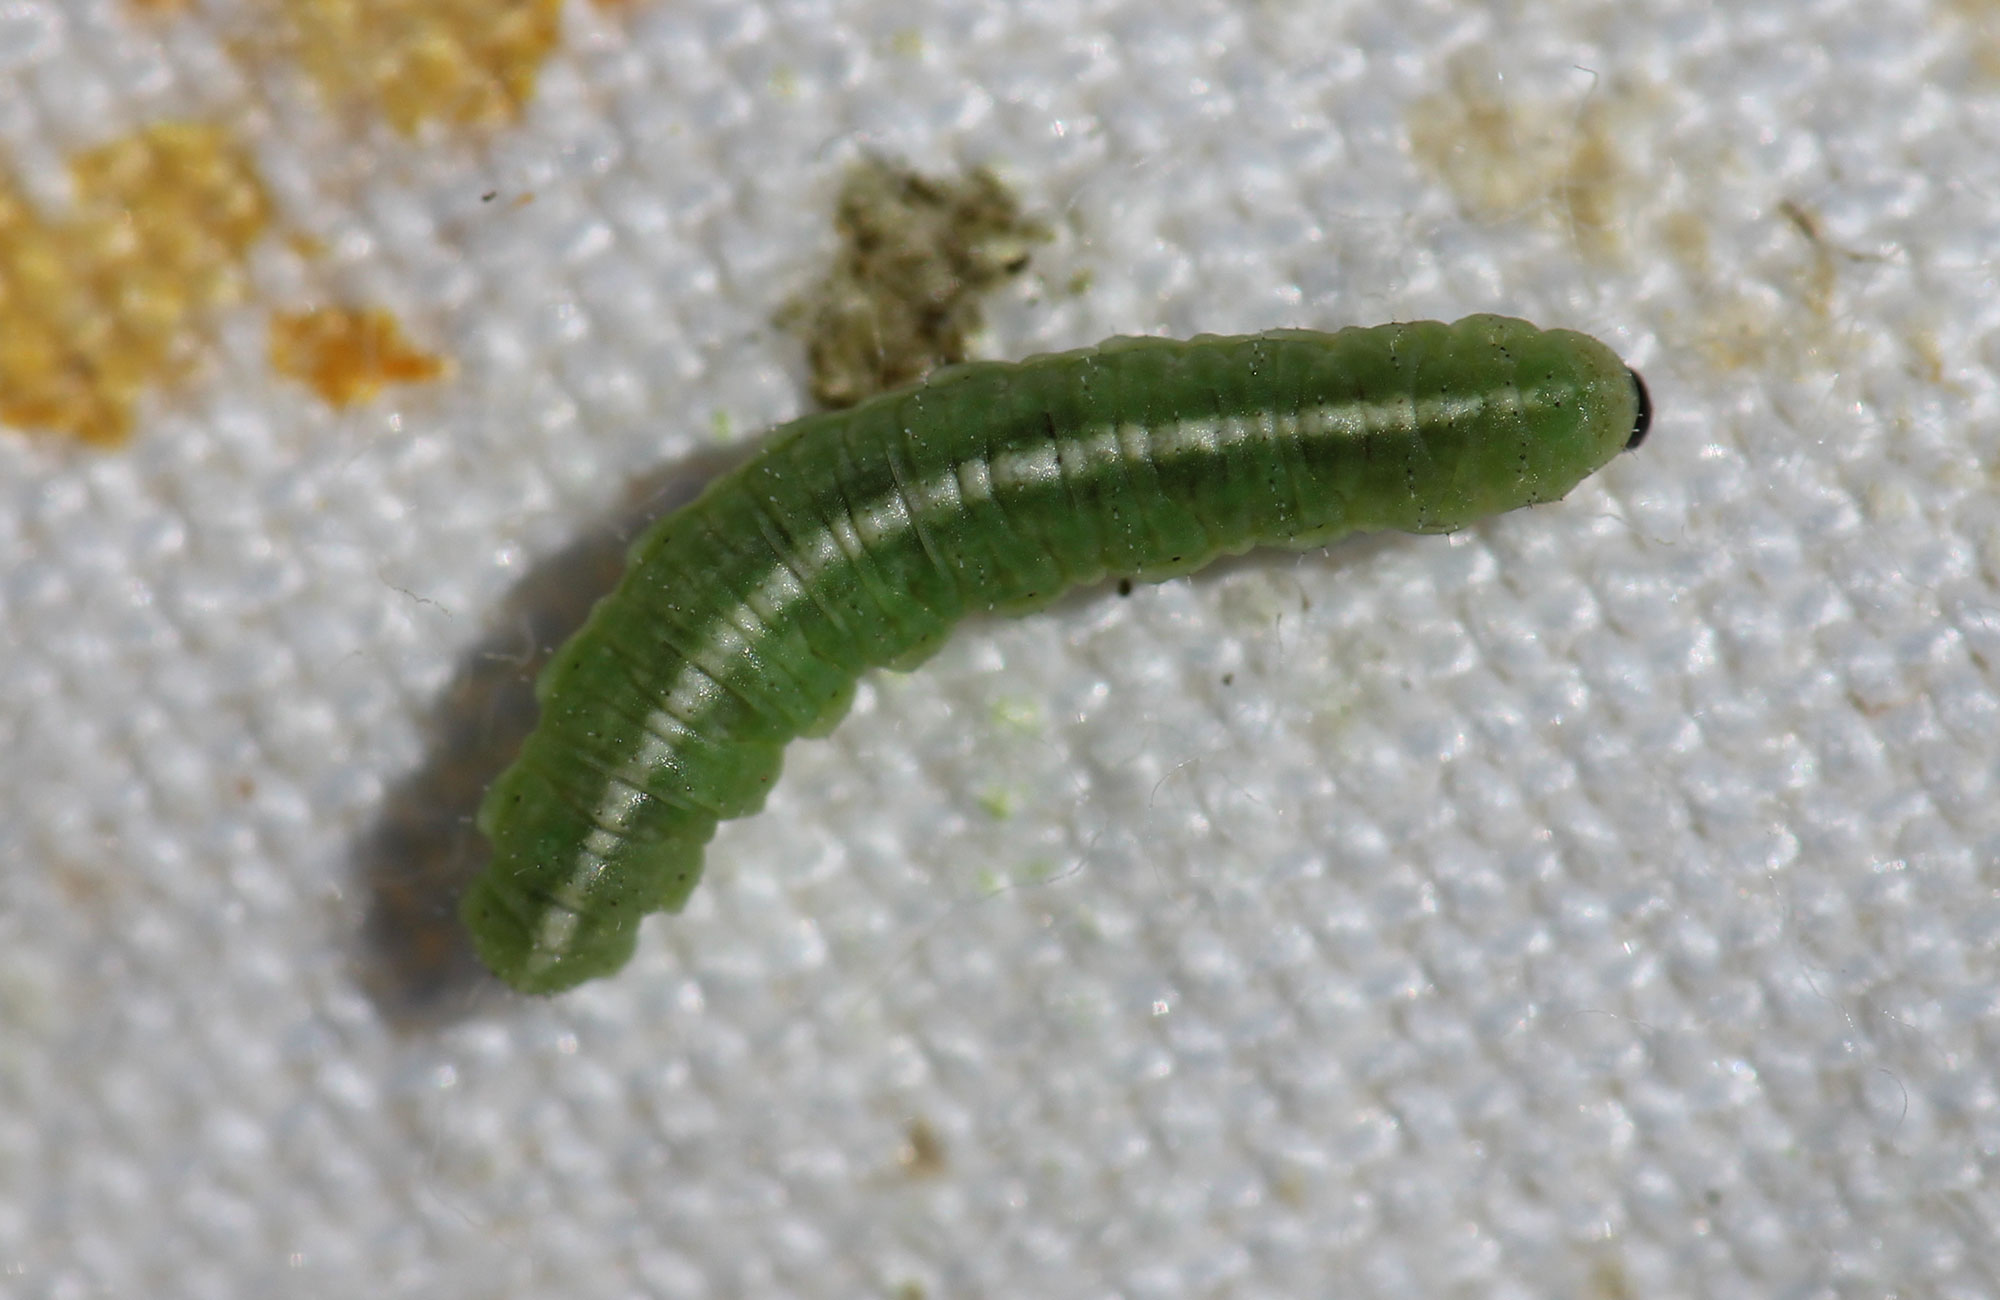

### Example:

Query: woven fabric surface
xmin=3 ymin=0 xmax=1998 ymax=1295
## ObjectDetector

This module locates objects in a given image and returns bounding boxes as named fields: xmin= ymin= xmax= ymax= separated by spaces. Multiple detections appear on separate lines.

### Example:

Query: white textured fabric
xmin=5 ymin=1 xmax=1999 ymax=1295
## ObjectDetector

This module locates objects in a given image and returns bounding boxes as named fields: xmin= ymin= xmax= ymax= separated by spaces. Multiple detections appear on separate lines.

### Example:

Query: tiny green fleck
xmin=988 ymin=697 xmax=1043 ymax=736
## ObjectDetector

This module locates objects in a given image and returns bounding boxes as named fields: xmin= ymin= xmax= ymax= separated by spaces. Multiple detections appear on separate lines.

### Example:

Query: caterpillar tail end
xmin=459 ymin=874 xmax=640 ymax=995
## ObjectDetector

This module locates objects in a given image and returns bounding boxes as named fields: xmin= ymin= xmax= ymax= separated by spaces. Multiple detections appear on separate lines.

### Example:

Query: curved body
xmin=465 ymin=315 xmax=1648 ymax=992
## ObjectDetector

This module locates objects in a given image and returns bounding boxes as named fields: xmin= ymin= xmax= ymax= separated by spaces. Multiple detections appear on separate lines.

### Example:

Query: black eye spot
xmin=1625 ymin=368 xmax=1652 ymax=450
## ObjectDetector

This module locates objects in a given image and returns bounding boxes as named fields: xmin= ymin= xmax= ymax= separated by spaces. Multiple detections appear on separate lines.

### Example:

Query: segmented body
xmin=465 ymin=315 xmax=1650 ymax=992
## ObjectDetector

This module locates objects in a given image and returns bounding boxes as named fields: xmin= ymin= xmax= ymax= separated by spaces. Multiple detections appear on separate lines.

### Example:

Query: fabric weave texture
xmin=1 ymin=1 xmax=1996 ymax=1296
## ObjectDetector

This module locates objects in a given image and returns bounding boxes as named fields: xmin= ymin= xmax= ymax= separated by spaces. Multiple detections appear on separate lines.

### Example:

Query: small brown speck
xmin=898 ymin=1117 xmax=947 ymax=1178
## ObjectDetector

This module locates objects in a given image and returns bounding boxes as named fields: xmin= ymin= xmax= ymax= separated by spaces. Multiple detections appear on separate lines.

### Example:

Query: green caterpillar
xmin=464 ymin=315 xmax=1651 ymax=993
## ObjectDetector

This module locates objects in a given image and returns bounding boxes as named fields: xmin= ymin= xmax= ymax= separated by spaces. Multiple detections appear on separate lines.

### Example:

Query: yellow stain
xmin=1658 ymin=209 xmax=1711 ymax=278
xmin=1407 ymin=60 xmax=1642 ymax=260
xmin=1943 ymin=0 xmax=2000 ymax=82
xmin=269 ymin=305 xmax=447 ymax=406
xmin=0 ymin=122 xmax=270 ymax=445
xmin=1681 ymin=201 xmax=1866 ymax=378
xmin=283 ymin=0 xmax=565 ymax=134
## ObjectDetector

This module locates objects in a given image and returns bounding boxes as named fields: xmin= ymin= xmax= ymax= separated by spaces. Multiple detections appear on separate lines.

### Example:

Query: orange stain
xmin=283 ymin=0 xmax=565 ymax=134
xmin=0 ymin=122 xmax=271 ymax=445
xmin=269 ymin=306 xmax=448 ymax=406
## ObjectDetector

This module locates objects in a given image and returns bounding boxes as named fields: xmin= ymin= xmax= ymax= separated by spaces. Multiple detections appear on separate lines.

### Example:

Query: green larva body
xmin=466 ymin=315 xmax=1649 ymax=993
